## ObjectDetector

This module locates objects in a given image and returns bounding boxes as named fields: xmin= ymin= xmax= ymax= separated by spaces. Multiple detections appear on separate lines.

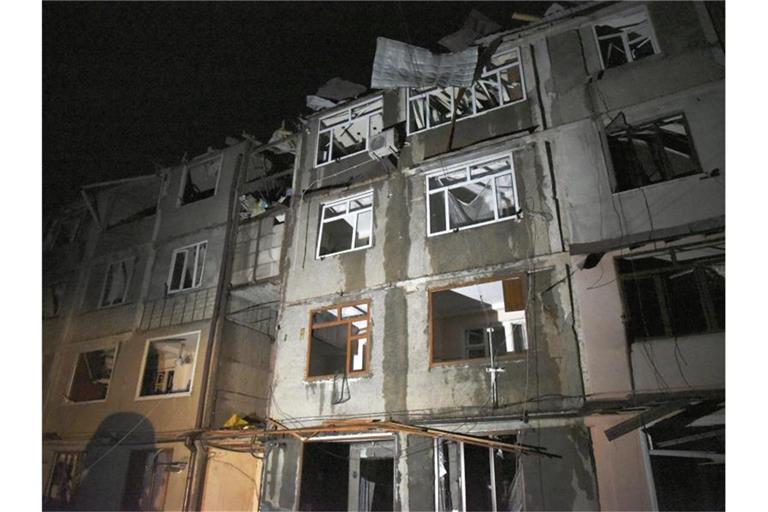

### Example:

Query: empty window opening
xmin=181 ymin=156 xmax=221 ymax=205
xmin=594 ymin=11 xmax=658 ymax=69
xmin=645 ymin=404 xmax=725 ymax=511
xmin=307 ymin=302 xmax=370 ymax=379
xmin=43 ymin=282 xmax=66 ymax=318
xmin=618 ymin=244 xmax=724 ymax=341
xmin=45 ymin=452 xmax=83 ymax=509
xmin=299 ymin=441 xmax=395 ymax=512
xmin=427 ymin=155 xmax=519 ymax=236
xmin=435 ymin=436 xmax=519 ymax=511
xmin=168 ymin=241 xmax=207 ymax=293
xmin=68 ymin=347 xmax=116 ymax=403
xmin=100 ymin=258 xmax=134 ymax=308
xmin=120 ymin=449 xmax=172 ymax=511
xmin=316 ymin=99 xmax=383 ymax=166
xmin=431 ymin=277 xmax=527 ymax=364
xmin=317 ymin=191 xmax=373 ymax=258
xmin=138 ymin=333 xmax=199 ymax=397
xmin=408 ymin=47 xmax=525 ymax=134
xmin=608 ymin=114 xmax=700 ymax=192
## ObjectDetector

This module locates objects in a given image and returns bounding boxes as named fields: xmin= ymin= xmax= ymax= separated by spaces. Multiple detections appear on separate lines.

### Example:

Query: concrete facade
xmin=43 ymin=2 xmax=724 ymax=510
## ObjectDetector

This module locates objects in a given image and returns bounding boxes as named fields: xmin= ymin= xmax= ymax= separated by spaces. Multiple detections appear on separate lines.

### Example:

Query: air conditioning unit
xmin=368 ymin=127 xmax=400 ymax=160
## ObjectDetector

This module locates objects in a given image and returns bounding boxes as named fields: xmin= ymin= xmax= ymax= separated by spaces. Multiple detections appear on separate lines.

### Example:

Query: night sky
xmin=43 ymin=1 xmax=550 ymax=217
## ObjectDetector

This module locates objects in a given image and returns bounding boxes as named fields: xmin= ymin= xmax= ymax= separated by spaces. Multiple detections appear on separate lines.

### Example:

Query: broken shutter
xmin=502 ymin=277 xmax=525 ymax=312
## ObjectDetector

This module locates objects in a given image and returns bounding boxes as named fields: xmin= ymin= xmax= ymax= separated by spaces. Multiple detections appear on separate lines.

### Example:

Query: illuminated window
xmin=307 ymin=302 xmax=370 ymax=379
xmin=431 ymin=277 xmax=527 ymax=364
xmin=138 ymin=332 xmax=200 ymax=397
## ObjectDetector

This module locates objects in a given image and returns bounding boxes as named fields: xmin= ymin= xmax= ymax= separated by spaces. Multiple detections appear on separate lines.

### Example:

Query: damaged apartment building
xmin=42 ymin=1 xmax=725 ymax=511
xmin=43 ymin=136 xmax=296 ymax=511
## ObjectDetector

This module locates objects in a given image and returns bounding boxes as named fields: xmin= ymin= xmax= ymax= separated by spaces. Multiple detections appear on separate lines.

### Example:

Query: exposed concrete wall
xmin=519 ymin=424 xmax=599 ymax=511
xmin=586 ymin=415 xmax=655 ymax=511
xmin=211 ymin=319 xmax=273 ymax=427
xmin=201 ymin=447 xmax=262 ymax=511
xmin=260 ymin=439 xmax=302 ymax=511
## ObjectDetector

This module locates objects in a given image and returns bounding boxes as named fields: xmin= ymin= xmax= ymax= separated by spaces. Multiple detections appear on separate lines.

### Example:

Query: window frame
xmin=65 ymin=344 xmax=120 ymax=405
xmin=43 ymin=282 xmax=67 ymax=319
xmin=166 ymin=241 xmax=207 ymax=294
xmin=428 ymin=274 xmax=528 ymax=368
xmin=135 ymin=331 xmax=202 ymax=401
xmin=315 ymin=97 xmax=383 ymax=167
xmin=425 ymin=153 xmax=521 ymax=237
xmin=617 ymin=247 xmax=725 ymax=342
xmin=45 ymin=451 xmax=84 ymax=507
xmin=433 ymin=437 xmax=519 ymax=511
xmin=98 ymin=257 xmax=134 ymax=309
xmin=316 ymin=190 xmax=375 ymax=259
xmin=406 ymin=47 xmax=526 ymax=135
xmin=178 ymin=154 xmax=223 ymax=206
xmin=305 ymin=299 xmax=372 ymax=381
xmin=592 ymin=8 xmax=660 ymax=70
xmin=605 ymin=113 xmax=702 ymax=193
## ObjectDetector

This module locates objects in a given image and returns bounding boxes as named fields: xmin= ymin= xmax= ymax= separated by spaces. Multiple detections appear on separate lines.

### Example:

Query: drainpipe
xmin=182 ymin=140 xmax=252 ymax=511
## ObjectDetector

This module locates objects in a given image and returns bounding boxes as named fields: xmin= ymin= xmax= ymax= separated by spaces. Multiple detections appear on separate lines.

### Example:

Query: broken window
xmin=608 ymin=114 xmax=700 ymax=192
xmin=43 ymin=282 xmax=66 ymax=318
xmin=167 ymin=241 xmax=207 ymax=293
xmin=299 ymin=441 xmax=394 ymax=512
xmin=316 ymin=98 xmax=383 ymax=166
xmin=594 ymin=11 xmax=658 ymax=69
xmin=307 ymin=301 xmax=370 ymax=379
xmin=138 ymin=333 xmax=199 ymax=397
xmin=120 ymin=449 xmax=173 ymax=511
xmin=435 ymin=437 xmax=519 ymax=511
xmin=180 ymin=156 xmax=221 ymax=205
xmin=45 ymin=212 xmax=86 ymax=250
xmin=431 ymin=277 xmax=527 ymax=364
xmin=427 ymin=155 xmax=519 ymax=236
xmin=99 ymin=258 xmax=134 ymax=308
xmin=408 ymin=48 xmax=524 ymax=134
xmin=317 ymin=191 xmax=374 ymax=257
xmin=618 ymin=244 xmax=725 ymax=341
xmin=68 ymin=347 xmax=117 ymax=403
xmin=44 ymin=452 xmax=83 ymax=509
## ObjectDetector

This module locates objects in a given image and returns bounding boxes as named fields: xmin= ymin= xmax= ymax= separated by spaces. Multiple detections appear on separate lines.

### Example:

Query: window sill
xmin=317 ymin=244 xmax=372 ymax=260
xmin=135 ymin=391 xmax=193 ymax=401
xmin=612 ymin=171 xmax=705 ymax=196
xmin=430 ymin=353 xmax=528 ymax=369
xmin=64 ymin=398 xmax=108 ymax=406
xmin=166 ymin=286 xmax=204 ymax=297
xmin=304 ymin=372 xmax=372 ymax=383
xmin=427 ymin=214 xmax=521 ymax=238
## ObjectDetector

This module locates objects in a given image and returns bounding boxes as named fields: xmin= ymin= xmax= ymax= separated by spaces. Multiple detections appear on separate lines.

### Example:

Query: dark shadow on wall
xmin=43 ymin=412 xmax=158 ymax=512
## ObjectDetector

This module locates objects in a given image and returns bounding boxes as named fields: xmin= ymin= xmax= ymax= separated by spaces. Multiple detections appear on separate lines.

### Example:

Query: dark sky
xmin=43 ymin=1 xmax=550 ymax=217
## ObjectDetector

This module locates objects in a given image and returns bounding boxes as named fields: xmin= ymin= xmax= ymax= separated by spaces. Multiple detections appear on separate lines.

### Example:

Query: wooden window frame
xmin=305 ymin=299 xmax=372 ymax=381
xmin=428 ymin=274 xmax=528 ymax=369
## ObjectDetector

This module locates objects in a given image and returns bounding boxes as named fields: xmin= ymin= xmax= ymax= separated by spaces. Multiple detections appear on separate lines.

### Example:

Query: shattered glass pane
xmin=500 ymin=64 xmax=524 ymax=104
xmin=470 ymin=157 xmax=510 ymax=179
xmin=599 ymin=35 xmax=629 ymax=68
xmin=332 ymin=116 xmax=367 ymax=160
xmin=455 ymin=87 xmax=474 ymax=119
xmin=308 ymin=324 xmax=348 ymax=377
xmin=595 ymin=12 xmax=657 ymax=68
xmin=354 ymin=210 xmax=372 ymax=248
xmin=319 ymin=216 xmax=354 ymax=256
xmin=409 ymin=96 xmax=427 ymax=132
xmin=447 ymin=179 xmax=495 ymax=229
xmin=495 ymin=174 xmax=517 ymax=218
xmin=428 ymin=169 xmax=467 ymax=190
xmin=350 ymin=337 xmax=367 ymax=371
xmin=343 ymin=303 xmax=369 ymax=319
xmin=429 ymin=191 xmax=447 ymax=234
xmin=428 ymin=89 xmax=453 ymax=127
xmin=69 ymin=348 xmax=116 ymax=402
xmin=474 ymin=74 xmax=502 ymax=111
xmin=313 ymin=308 xmax=339 ymax=324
